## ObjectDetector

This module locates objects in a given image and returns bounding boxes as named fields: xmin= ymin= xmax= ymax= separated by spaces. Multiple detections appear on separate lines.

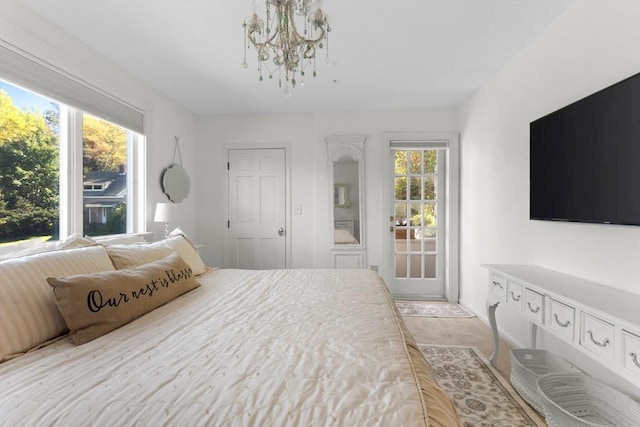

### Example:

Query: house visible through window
xmin=0 ymin=80 xmax=145 ymax=245
xmin=82 ymin=113 xmax=128 ymax=236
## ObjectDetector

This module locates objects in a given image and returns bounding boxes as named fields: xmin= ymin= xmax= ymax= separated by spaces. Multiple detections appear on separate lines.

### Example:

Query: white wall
xmin=194 ymin=113 xmax=314 ymax=268
xmin=195 ymin=107 xmax=458 ymax=269
xmin=0 ymin=2 xmax=197 ymax=241
xmin=459 ymin=0 xmax=640 ymax=395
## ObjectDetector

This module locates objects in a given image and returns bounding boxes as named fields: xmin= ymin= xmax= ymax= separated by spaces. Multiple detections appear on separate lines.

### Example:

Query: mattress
xmin=0 ymin=268 xmax=459 ymax=426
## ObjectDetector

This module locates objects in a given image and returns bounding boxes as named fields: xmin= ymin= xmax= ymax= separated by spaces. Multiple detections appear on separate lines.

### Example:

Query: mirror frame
xmin=327 ymin=135 xmax=366 ymax=248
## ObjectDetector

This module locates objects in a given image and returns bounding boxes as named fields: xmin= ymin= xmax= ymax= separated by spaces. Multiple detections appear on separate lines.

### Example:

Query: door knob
xmin=278 ymin=227 xmax=285 ymax=236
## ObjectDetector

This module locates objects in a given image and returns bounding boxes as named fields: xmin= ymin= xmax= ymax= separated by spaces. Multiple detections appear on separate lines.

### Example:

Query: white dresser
xmin=483 ymin=264 xmax=640 ymax=388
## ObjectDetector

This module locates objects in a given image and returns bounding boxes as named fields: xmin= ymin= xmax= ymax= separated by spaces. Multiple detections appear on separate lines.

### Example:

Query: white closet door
xmin=228 ymin=148 xmax=286 ymax=269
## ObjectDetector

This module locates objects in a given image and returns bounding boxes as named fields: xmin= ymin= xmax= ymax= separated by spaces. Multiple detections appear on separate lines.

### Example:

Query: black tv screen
xmin=530 ymin=73 xmax=640 ymax=226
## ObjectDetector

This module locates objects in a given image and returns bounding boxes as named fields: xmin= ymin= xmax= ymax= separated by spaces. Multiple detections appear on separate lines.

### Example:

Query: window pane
xmin=409 ymin=150 xmax=421 ymax=174
xmin=424 ymin=177 xmax=436 ymax=200
xmin=422 ymin=228 xmax=437 ymax=238
xmin=395 ymin=177 xmax=407 ymax=200
xmin=409 ymin=203 xmax=422 ymax=226
xmin=410 ymin=255 xmax=422 ymax=278
xmin=83 ymin=113 xmax=128 ymax=236
xmin=409 ymin=177 xmax=421 ymax=200
xmin=0 ymin=81 xmax=60 ymax=244
xmin=424 ymin=254 xmax=436 ymax=279
xmin=395 ymin=253 xmax=407 ymax=278
xmin=424 ymin=203 xmax=436 ymax=227
xmin=424 ymin=150 xmax=436 ymax=173
xmin=395 ymin=203 xmax=407 ymax=224
xmin=394 ymin=150 xmax=407 ymax=175
xmin=424 ymin=237 xmax=436 ymax=252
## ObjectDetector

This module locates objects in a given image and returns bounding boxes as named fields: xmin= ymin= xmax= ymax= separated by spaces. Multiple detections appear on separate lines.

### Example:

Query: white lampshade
xmin=154 ymin=202 xmax=176 ymax=238
xmin=154 ymin=202 xmax=175 ymax=223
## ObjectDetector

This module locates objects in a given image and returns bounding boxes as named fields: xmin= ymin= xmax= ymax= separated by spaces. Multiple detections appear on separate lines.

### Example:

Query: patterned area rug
xmin=395 ymin=300 xmax=475 ymax=318
xmin=420 ymin=345 xmax=546 ymax=427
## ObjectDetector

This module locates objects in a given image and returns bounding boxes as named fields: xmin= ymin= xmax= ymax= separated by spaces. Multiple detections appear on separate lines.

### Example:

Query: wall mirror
xmin=161 ymin=136 xmax=191 ymax=203
xmin=327 ymin=136 xmax=366 ymax=247
xmin=161 ymin=164 xmax=191 ymax=202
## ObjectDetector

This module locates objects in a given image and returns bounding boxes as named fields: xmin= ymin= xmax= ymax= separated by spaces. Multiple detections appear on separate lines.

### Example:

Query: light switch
xmin=295 ymin=203 xmax=302 ymax=215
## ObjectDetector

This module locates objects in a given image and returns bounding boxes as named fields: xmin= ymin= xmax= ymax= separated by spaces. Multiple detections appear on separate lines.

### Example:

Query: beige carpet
xmin=421 ymin=345 xmax=546 ymax=427
xmin=403 ymin=316 xmax=514 ymax=379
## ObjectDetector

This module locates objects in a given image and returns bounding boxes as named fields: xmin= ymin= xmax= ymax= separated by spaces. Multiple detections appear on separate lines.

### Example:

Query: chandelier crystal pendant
xmin=242 ymin=0 xmax=331 ymax=97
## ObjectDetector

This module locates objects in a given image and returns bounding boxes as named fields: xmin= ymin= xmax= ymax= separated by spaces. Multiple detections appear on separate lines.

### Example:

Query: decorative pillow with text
xmin=47 ymin=252 xmax=200 ymax=345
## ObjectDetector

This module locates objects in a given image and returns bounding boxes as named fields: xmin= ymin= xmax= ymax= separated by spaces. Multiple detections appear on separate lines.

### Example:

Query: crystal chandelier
xmin=242 ymin=0 xmax=331 ymax=97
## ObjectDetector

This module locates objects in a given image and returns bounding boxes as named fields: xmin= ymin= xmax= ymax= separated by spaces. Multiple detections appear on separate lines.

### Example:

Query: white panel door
xmin=228 ymin=148 xmax=286 ymax=269
xmin=389 ymin=148 xmax=446 ymax=298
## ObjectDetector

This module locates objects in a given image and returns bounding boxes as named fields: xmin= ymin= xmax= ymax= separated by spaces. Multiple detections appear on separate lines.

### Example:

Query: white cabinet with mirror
xmin=327 ymin=135 xmax=366 ymax=268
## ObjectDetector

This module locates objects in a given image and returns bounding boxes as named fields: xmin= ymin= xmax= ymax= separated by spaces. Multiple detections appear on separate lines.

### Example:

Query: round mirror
xmin=161 ymin=164 xmax=191 ymax=202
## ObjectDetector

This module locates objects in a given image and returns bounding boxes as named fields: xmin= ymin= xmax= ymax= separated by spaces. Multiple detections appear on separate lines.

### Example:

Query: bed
xmin=0 ymin=238 xmax=460 ymax=426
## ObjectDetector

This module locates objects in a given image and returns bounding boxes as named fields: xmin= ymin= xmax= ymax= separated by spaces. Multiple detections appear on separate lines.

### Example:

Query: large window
xmin=0 ymin=80 xmax=145 ymax=245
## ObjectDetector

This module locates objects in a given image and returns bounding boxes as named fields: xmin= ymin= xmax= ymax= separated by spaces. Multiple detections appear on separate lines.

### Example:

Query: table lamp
xmin=154 ymin=202 xmax=175 ymax=238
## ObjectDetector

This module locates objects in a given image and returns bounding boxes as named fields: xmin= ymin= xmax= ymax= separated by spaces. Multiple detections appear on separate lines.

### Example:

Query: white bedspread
xmin=1 ymin=268 xmax=437 ymax=426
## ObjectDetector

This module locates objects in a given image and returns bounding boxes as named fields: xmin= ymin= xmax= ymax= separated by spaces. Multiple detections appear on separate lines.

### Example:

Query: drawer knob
xmin=492 ymin=281 xmax=503 ymax=289
xmin=587 ymin=330 xmax=610 ymax=348
xmin=631 ymin=352 xmax=640 ymax=369
xmin=553 ymin=313 xmax=570 ymax=328
xmin=527 ymin=302 xmax=540 ymax=313
xmin=510 ymin=291 xmax=521 ymax=302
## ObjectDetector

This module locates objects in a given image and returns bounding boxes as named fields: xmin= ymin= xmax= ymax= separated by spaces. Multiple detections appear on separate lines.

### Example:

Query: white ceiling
xmin=18 ymin=0 xmax=573 ymax=115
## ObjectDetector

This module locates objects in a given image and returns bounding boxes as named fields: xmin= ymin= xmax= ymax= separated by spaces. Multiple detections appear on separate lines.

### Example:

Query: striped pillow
xmin=0 ymin=245 xmax=115 ymax=362
xmin=107 ymin=235 xmax=206 ymax=275
xmin=106 ymin=245 xmax=173 ymax=270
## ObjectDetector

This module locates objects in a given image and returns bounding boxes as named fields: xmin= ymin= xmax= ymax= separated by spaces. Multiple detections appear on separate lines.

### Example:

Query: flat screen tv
xmin=530 ymin=73 xmax=640 ymax=226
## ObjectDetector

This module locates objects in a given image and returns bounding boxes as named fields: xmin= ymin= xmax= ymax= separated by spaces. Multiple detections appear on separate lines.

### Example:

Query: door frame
xmin=381 ymin=132 xmax=460 ymax=302
xmin=223 ymin=143 xmax=292 ymax=269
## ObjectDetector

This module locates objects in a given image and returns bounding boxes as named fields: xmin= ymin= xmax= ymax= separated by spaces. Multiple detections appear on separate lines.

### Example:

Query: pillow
xmin=0 ymin=238 xmax=45 ymax=260
xmin=0 ymin=233 xmax=96 ymax=261
xmin=107 ymin=235 xmax=206 ymax=275
xmin=87 ymin=234 xmax=148 ymax=246
xmin=0 ymin=245 xmax=115 ymax=361
xmin=106 ymin=245 xmax=174 ymax=270
xmin=54 ymin=233 xmax=98 ymax=249
xmin=168 ymin=226 xmax=186 ymax=238
xmin=47 ymin=252 xmax=200 ymax=345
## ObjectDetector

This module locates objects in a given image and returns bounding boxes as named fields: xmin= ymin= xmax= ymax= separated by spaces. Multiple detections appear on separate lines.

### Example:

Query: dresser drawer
xmin=581 ymin=313 xmax=615 ymax=360
xmin=491 ymin=274 xmax=507 ymax=301
xmin=548 ymin=298 xmax=575 ymax=341
xmin=622 ymin=330 xmax=640 ymax=379
xmin=523 ymin=288 xmax=544 ymax=324
xmin=507 ymin=280 xmax=524 ymax=310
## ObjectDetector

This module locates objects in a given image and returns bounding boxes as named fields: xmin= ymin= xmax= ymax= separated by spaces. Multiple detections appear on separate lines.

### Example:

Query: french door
xmin=384 ymin=134 xmax=459 ymax=301
xmin=227 ymin=148 xmax=287 ymax=269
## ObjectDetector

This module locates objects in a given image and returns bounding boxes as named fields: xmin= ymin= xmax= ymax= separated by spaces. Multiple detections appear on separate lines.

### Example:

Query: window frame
xmin=59 ymin=108 xmax=146 ymax=239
